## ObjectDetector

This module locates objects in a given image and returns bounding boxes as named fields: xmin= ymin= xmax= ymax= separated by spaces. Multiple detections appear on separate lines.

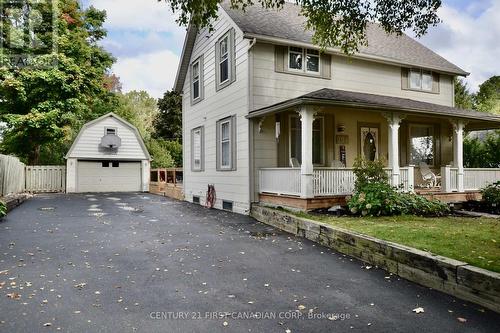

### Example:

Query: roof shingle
xmin=221 ymin=1 xmax=468 ymax=75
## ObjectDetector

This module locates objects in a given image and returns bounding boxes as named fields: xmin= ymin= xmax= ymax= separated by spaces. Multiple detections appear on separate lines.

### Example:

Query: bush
xmin=0 ymin=201 xmax=6 ymax=218
xmin=146 ymin=138 xmax=175 ymax=168
xmin=162 ymin=140 xmax=182 ymax=167
xmin=348 ymin=158 xmax=450 ymax=217
xmin=481 ymin=181 xmax=500 ymax=207
xmin=352 ymin=157 xmax=388 ymax=192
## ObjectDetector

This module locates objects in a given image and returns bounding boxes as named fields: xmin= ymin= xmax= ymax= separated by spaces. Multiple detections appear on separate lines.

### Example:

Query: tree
xmin=464 ymin=131 xmax=500 ymax=168
xmin=476 ymin=76 xmax=500 ymax=114
xmin=155 ymin=90 xmax=182 ymax=142
xmin=0 ymin=1 xmax=115 ymax=164
xmin=454 ymin=78 xmax=474 ymax=110
xmin=162 ymin=0 xmax=442 ymax=54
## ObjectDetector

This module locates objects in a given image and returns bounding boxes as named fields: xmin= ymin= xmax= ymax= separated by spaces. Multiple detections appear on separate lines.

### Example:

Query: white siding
xmin=182 ymin=8 xmax=250 ymax=214
xmin=252 ymin=43 xmax=454 ymax=110
xmin=67 ymin=116 xmax=147 ymax=160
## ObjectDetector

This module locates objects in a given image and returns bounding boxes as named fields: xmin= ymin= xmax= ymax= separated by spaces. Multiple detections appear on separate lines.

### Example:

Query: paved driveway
xmin=1 ymin=193 xmax=499 ymax=332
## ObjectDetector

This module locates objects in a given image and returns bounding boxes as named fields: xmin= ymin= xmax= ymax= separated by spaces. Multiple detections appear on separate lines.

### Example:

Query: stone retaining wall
xmin=251 ymin=205 xmax=500 ymax=313
xmin=2 ymin=194 xmax=28 ymax=213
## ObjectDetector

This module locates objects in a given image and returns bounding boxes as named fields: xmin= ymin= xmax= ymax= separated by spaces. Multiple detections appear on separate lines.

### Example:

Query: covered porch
xmin=250 ymin=89 xmax=500 ymax=210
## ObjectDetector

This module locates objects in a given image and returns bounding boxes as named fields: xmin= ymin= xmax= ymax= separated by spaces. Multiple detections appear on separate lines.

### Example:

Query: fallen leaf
xmin=43 ymin=323 xmax=52 ymax=327
xmin=223 ymin=321 xmax=228 ymax=327
xmin=457 ymin=317 xmax=467 ymax=323
xmin=412 ymin=307 xmax=424 ymax=314
xmin=7 ymin=292 xmax=21 ymax=300
xmin=297 ymin=305 xmax=306 ymax=310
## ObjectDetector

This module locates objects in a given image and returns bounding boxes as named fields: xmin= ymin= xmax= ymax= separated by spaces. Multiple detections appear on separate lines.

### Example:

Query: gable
xmin=66 ymin=113 xmax=150 ymax=160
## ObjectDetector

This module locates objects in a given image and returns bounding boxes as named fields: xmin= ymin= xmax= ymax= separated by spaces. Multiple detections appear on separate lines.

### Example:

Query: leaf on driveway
xmin=457 ymin=317 xmax=467 ymax=323
xmin=412 ymin=307 xmax=424 ymax=314
xmin=74 ymin=282 xmax=86 ymax=289
xmin=43 ymin=323 xmax=52 ymax=327
xmin=297 ymin=305 xmax=306 ymax=310
xmin=7 ymin=292 xmax=21 ymax=300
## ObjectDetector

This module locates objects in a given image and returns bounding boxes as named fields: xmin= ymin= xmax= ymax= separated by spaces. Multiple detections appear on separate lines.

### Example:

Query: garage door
xmin=77 ymin=161 xmax=141 ymax=192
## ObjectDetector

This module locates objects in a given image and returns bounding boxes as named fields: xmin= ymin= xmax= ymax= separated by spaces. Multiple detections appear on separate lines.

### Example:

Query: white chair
xmin=290 ymin=157 xmax=300 ymax=168
xmin=419 ymin=162 xmax=441 ymax=188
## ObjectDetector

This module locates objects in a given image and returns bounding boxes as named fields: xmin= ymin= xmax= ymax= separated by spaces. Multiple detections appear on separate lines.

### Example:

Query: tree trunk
xmin=28 ymin=144 xmax=41 ymax=165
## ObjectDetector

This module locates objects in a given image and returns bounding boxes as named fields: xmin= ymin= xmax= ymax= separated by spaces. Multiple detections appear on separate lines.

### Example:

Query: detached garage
xmin=65 ymin=112 xmax=151 ymax=193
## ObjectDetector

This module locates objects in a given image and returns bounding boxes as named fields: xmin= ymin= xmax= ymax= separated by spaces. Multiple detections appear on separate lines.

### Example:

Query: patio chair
xmin=290 ymin=157 xmax=300 ymax=168
xmin=419 ymin=162 xmax=441 ymax=188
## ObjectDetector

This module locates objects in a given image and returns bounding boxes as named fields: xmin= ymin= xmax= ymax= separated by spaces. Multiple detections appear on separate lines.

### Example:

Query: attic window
xmin=106 ymin=127 xmax=116 ymax=135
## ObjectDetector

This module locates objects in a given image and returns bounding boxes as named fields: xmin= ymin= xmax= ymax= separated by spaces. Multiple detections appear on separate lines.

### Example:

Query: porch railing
xmin=313 ymin=168 xmax=356 ymax=196
xmin=441 ymin=166 xmax=500 ymax=192
xmin=260 ymin=167 xmax=414 ymax=197
xmin=464 ymin=168 xmax=500 ymax=191
xmin=259 ymin=168 xmax=301 ymax=196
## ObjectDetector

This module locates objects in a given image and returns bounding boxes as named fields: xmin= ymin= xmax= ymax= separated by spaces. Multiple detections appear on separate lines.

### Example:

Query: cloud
xmin=112 ymin=50 xmax=180 ymax=98
xmin=417 ymin=0 xmax=500 ymax=92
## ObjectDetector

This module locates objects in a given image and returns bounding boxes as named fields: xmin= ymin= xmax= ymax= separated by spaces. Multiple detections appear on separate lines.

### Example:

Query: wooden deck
xmin=149 ymin=168 xmax=184 ymax=201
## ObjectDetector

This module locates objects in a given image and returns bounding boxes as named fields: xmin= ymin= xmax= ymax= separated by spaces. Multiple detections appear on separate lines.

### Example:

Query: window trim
xmin=190 ymin=55 xmax=204 ymax=104
xmin=215 ymin=29 xmax=236 ymax=91
xmin=288 ymin=114 xmax=325 ymax=166
xmin=287 ymin=47 xmax=320 ymax=76
xmin=191 ymin=126 xmax=204 ymax=172
xmin=216 ymin=115 xmax=237 ymax=171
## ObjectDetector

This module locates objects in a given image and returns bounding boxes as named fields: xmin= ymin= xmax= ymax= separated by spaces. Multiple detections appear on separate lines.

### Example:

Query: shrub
xmin=162 ymin=140 xmax=182 ymax=167
xmin=146 ymin=138 xmax=175 ymax=168
xmin=352 ymin=157 xmax=389 ymax=191
xmin=348 ymin=158 xmax=450 ymax=217
xmin=481 ymin=181 xmax=500 ymax=207
xmin=0 ymin=201 xmax=6 ymax=218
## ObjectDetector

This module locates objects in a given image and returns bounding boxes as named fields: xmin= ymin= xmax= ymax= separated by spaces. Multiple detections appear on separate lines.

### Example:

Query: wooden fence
xmin=0 ymin=154 xmax=25 ymax=196
xmin=25 ymin=165 xmax=66 ymax=193
xmin=150 ymin=168 xmax=183 ymax=200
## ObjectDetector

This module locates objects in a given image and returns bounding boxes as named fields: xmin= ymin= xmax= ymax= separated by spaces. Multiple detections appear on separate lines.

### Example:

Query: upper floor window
xmin=190 ymin=55 xmax=204 ymax=104
xmin=403 ymin=68 xmax=439 ymax=93
xmin=215 ymin=29 xmax=236 ymax=91
xmin=288 ymin=47 xmax=320 ymax=74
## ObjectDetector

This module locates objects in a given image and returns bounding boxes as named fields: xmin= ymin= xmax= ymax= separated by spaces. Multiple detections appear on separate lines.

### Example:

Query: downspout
xmin=248 ymin=37 xmax=257 ymax=208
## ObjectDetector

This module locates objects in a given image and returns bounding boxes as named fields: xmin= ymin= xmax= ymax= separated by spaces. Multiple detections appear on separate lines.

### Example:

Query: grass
xmin=293 ymin=212 xmax=500 ymax=273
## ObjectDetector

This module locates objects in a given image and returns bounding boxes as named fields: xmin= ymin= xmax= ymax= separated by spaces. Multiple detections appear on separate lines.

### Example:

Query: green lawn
xmin=294 ymin=212 xmax=500 ymax=273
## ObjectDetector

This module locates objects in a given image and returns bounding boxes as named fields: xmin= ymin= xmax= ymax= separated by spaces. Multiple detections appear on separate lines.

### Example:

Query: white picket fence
xmin=25 ymin=166 xmax=66 ymax=193
xmin=0 ymin=155 xmax=26 ymax=196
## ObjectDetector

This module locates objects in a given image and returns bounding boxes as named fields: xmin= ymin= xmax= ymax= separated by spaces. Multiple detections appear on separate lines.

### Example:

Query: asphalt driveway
xmin=1 ymin=193 xmax=499 ymax=332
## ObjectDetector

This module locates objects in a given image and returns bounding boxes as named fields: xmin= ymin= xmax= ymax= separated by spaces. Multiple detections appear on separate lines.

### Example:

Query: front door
xmin=360 ymin=127 xmax=379 ymax=161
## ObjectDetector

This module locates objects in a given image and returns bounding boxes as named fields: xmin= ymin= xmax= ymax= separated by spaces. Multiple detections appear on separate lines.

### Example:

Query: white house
xmin=174 ymin=1 xmax=500 ymax=213
xmin=65 ymin=112 xmax=151 ymax=193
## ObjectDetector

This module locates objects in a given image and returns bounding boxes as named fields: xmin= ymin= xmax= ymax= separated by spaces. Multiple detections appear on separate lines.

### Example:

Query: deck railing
xmin=260 ymin=167 xmax=414 ymax=197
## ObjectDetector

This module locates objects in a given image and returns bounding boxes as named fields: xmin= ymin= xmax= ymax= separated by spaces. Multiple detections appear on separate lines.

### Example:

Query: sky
xmin=82 ymin=0 xmax=499 ymax=98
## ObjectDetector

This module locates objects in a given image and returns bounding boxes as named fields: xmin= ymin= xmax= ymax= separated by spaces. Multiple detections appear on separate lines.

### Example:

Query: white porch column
xmin=453 ymin=120 xmax=465 ymax=192
xmin=385 ymin=113 xmax=404 ymax=187
xmin=299 ymin=106 xmax=314 ymax=198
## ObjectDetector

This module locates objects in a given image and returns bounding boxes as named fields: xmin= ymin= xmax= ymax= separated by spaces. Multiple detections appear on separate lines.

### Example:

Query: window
xmin=409 ymin=124 xmax=435 ymax=166
xmin=407 ymin=69 xmax=436 ymax=92
xmin=102 ymin=161 xmax=110 ymax=167
xmin=216 ymin=116 xmax=236 ymax=171
xmin=288 ymin=47 xmax=320 ymax=74
xmin=216 ymin=29 xmax=235 ymax=90
xmin=289 ymin=115 xmax=324 ymax=165
xmin=191 ymin=56 xmax=204 ymax=104
xmin=193 ymin=196 xmax=200 ymax=204
xmin=222 ymin=200 xmax=233 ymax=212
xmin=112 ymin=161 xmax=119 ymax=167
xmin=191 ymin=126 xmax=204 ymax=171
xmin=105 ymin=127 xmax=116 ymax=135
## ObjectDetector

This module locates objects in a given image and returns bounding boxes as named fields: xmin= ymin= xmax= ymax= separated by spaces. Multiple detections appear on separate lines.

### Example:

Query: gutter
xmin=243 ymin=33 xmax=470 ymax=77
xmin=245 ymin=97 xmax=500 ymax=124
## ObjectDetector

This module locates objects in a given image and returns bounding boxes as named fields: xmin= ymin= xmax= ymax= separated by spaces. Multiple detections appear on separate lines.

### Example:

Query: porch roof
xmin=247 ymin=88 xmax=500 ymax=130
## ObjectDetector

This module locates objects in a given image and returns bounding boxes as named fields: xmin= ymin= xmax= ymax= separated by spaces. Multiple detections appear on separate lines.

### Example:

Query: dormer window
xmin=288 ymin=47 xmax=320 ymax=74
xmin=405 ymin=68 xmax=439 ymax=93
xmin=105 ymin=127 xmax=116 ymax=135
